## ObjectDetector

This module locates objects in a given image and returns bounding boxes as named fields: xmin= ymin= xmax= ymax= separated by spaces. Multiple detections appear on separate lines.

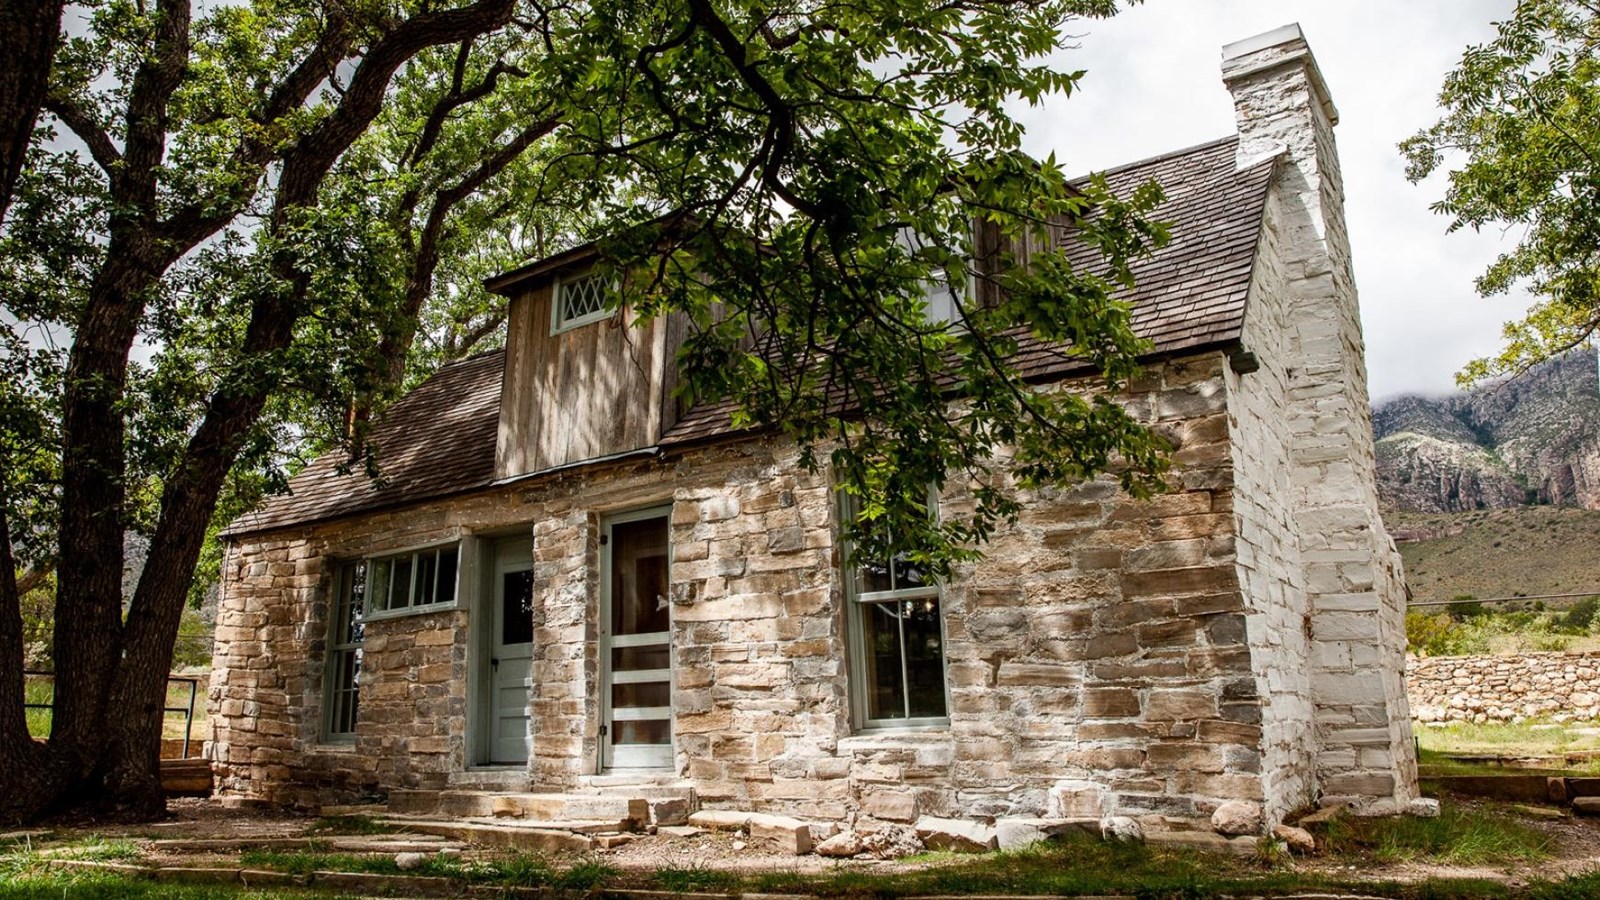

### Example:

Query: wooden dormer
xmin=485 ymin=247 xmax=686 ymax=480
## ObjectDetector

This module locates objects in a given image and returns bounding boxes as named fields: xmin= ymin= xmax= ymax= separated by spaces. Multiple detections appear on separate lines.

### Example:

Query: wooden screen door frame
xmin=471 ymin=532 xmax=535 ymax=767
xmin=598 ymin=505 xmax=674 ymax=771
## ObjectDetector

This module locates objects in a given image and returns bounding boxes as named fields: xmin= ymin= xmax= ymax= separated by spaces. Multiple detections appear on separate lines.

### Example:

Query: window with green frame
xmin=363 ymin=545 xmax=460 ymax=617
xmin=841 ymin=494 xmax=949 ymax=727
xmin=324 ymin=563 xmax=365 ymax=741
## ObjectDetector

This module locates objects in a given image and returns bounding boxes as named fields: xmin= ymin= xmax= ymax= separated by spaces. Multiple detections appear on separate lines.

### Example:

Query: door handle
xmin=491 ymin=657 xmax=499 ymax=670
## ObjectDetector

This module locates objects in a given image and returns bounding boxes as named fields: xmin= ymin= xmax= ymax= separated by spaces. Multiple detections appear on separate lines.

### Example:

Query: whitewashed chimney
xmin=1222 ymin=26 xmax=1420 ymax=813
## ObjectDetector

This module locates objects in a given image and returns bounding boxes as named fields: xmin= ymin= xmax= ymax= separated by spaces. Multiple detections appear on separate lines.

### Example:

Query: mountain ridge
xmin=1372 ymin=347 xmax=1600 ymax=513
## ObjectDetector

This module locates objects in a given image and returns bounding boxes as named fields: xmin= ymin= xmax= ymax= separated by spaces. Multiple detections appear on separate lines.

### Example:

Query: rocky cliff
xmin=1373 ymin=348 xmax=1600 ymax=512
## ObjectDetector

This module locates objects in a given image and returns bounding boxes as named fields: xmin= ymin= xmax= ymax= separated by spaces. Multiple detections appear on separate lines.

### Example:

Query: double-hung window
xmin=551 ymin=270 xmax=610 ymax=333
xmin=324 ymin=564 xmax=366 ymax=741
xmin=842 ymin=495 xmax=949 ymax=728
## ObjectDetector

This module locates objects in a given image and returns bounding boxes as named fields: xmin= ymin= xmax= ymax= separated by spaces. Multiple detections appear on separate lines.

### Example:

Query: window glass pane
xmin=859 ymin=555 xmax=894 ymax=595
xmin=610 ymin=518 xmax=670 ymax=636
xmin=613 ymin=719 xmax=670 ymax=745
xmin=612 ymin=681 xmax=671 ymax=708
xmin=390 ymin=556 xmax=413 ymax=609
xmin=347 ymin=563 xmax=366 ymax=641
xmin=892 ymin=556 xmax=933 ymax=592
xmin=436 ymin=549 xmax=459 ymax=605
xmin=903 ymin=596 xmax=947 ymax=718
xmin=558 ymin=273 xmax=607 ymax=326
xmin=501 ymin=570 xmax=534 ymax=646
xmin=612 ymin=644 xmax=670 ymax=672
xmin=412 ymin=552 xmax=437 ymax=606
xmin=368 ymin=560 xmax=390 ymax=614
xmin=861 ymin=600 xmax=908 ymax=720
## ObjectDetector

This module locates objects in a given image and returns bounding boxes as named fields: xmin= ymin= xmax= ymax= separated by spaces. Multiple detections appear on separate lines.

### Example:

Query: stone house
xmin=209 ymin=25 xmax=1419 ymax=833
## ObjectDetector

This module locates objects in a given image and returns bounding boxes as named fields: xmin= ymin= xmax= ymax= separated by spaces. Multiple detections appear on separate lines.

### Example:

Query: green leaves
xmin=1402 ymin=0 xmax=1600 ymax=383
xmin=5 ymin=0 xmax=1170 ymax=588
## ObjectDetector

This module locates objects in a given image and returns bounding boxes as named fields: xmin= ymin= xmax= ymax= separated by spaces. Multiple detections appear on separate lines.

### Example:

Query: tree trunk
xmin=0 ymin=0 xmax=66 ymax=225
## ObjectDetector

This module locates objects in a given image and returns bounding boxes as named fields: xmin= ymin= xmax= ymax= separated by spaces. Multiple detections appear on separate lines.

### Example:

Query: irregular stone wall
xmin=1407 ymin=652 xmax=1600 ymax=724
xmin=211 ymin=354 xmax=1281 ymax=826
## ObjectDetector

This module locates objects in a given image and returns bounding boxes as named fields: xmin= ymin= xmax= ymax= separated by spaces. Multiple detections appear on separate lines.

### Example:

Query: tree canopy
xmin=1401 ymin=0 xmax=1600 ymax=384
xmin=0 ymin=0 xmax=1169 ymax=822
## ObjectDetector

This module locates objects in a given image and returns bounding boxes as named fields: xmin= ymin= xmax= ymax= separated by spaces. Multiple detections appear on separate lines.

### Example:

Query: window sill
xmin=838 ymin=727 xmax=951 ymax=752
xmin=311 ymin=741 xmax=358 ymax=753
xmin=359 ymin=601 xmax=464 ymax=625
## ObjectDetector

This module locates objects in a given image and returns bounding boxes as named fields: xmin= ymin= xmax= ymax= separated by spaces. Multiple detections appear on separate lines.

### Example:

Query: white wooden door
xmin=488 ymin=536 xmax=535 ymax=765
xmin=601 ymin=510 xmax=673 ymax=770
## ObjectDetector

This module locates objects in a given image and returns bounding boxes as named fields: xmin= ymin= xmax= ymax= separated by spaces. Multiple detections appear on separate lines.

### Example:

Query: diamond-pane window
xmin=553 ymin=272 xmax=610 ymax=332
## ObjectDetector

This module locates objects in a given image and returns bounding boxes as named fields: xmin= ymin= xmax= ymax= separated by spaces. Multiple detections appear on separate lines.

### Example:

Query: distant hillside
xmin=1373 ymin=347 xmax=1600 ymax=513
xmin=1386 ymin=506 xmax=1600 ymax=602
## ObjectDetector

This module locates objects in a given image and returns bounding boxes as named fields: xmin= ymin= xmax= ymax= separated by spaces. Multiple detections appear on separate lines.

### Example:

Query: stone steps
xmin=386 ymin=786 xmax=696 ymax=827
xmin=381 ymin=818 xmax=609 ymax=853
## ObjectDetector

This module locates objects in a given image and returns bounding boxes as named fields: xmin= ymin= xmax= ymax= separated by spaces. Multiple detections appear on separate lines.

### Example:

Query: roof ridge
xmin=1068 ymin=134 xmax=1237 ymax=183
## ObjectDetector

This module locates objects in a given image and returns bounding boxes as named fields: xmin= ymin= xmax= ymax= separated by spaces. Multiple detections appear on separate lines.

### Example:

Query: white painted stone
xmin=1099 ymin=816 xmax=1144 ymax=843
xmin=1046 ymin=780 xmax=1107 ymax=819
xmin=994 ymin=817 xmax=1097 ymax=851
xmin=815 ymin=830 xmax=864 ymax=858
xmin=914 ymin=816 xmax=998 ymax=853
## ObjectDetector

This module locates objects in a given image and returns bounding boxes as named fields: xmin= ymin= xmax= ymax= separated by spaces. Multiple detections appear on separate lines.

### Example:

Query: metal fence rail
xmin=23 ymin=669 xmax=203 ymax=759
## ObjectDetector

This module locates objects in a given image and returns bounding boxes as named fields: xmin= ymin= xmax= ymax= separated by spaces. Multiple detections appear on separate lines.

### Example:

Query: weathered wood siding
xmin=496 ymin=280 xmax=681 ymax=479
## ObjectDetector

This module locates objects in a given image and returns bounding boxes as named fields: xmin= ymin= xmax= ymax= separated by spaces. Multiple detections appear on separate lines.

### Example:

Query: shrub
xmin=1406 ymin=612 xmax=1487 ymax=657
xmin=1556 ymin=596 xmax=1598 ymax=632
xmin=1448 ymin=595 xmax=1487 ymax=621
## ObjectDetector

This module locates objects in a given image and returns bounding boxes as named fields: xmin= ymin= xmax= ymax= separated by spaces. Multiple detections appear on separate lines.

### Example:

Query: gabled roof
xmin=664 ymin=136 xmax=1274 ymax=445
xmin=223 ymin=351 xmax=505 ymax=537
xmin=225 ymin=135 xmax=1275 ymax=538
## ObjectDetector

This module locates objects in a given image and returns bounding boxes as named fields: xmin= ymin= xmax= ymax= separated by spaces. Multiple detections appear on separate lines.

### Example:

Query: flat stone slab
xmin=1572 ymin=797 xmax=1600 ymax=816
xmin=324 ymin=838 xmax=459 ymax=853
xmin=389 ymin=819 xmax=595 ymax=852
xmin=318 ymin=804 xmax=389 ymax=817
xmin=915 ymin=816 xmax=998 ymax=853
xmin=1145 ymin=831 xmax=1258 ymax=858
xmin=149 ymin=837 xmax=328 ymax=853
xmin=686 ymin=810 xmax=813 ymax=854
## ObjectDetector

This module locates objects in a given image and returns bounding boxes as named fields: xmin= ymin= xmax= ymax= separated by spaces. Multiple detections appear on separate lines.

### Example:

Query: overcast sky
xmin=1012 ymin=0 xmax=1522 ymax=402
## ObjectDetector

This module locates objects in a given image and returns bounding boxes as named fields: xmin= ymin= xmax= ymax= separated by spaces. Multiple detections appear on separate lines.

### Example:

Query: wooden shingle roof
xmin=664 ymin=136 xmax=1275 ymax=445
xmin=223 ymin=350 xmax=505 ymax=536
xmin=226 ymin=135 xmax=1273 ymax=537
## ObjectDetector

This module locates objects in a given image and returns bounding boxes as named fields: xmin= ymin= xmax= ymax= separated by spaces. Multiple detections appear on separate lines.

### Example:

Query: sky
xmin=1010 ymin=0 xmax=1524 ymax=402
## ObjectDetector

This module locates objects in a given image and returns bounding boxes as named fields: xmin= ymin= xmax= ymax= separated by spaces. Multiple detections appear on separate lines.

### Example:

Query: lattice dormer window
xmin=552 ymin=270 xmax=611 ymax=333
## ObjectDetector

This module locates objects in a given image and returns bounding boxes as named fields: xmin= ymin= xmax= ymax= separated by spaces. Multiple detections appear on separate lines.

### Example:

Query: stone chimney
xmin=1223 ymin=26 xmax=1419 ymax=813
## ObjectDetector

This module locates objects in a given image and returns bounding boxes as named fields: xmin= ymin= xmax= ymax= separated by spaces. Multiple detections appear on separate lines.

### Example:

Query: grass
xmin=1311 ymin=804 xmax=1554 ymax=865
xmin=9 ymin=827 xmax=1600 ymax=899
xmin=236 ymin=848 xmax=617 ymax=889
xmin=22 ymin=673 xmax=211 ymax=742
xmin=1416 ymin=720 xmax=1600 ymax=775
xmin=652 ymin=862 xmax=745 ymax=893
xmin=302 ymin=815 xmax=395 ymax=836
xmin=1389 ymin=505 xmax=1600 ymax=611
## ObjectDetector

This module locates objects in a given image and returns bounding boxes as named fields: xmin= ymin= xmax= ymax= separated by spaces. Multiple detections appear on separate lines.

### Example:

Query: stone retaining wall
xmin=1407 ymin=651 xmax=1600 ymax=724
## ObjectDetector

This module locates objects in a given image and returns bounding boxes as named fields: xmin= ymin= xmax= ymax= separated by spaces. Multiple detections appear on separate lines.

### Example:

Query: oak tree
xmin=0 ymin=0 xmax=1169 ymax=822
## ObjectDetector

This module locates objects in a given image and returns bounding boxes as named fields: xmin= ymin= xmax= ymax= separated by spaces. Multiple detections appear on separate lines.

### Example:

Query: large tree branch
xmin=43 ymin=94 xmax=122 ymax=175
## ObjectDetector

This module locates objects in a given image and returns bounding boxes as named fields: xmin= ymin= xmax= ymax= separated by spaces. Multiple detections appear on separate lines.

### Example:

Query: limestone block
xmin=1046 ymin=780 xmax=1107 ymax=819
xmin=1098 ymin=816 xmax=1144 ymax=843
xmin=815 ymin=830 xmax=864 ymax=858
xmin=647 ymin=798 xmax=691 ymax=827
xmin=994 ymin=817 xmax=1098 ymax=851
xmin=1210 ymin=800 xmax=1263 ymax=836
xmin=914 ymin=816 xmax=998 ymax=853
xmin=748 ymin=813 xmax=813 ymax=855
xmin=1272 ymin=824 xmax=1315 ymax=854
